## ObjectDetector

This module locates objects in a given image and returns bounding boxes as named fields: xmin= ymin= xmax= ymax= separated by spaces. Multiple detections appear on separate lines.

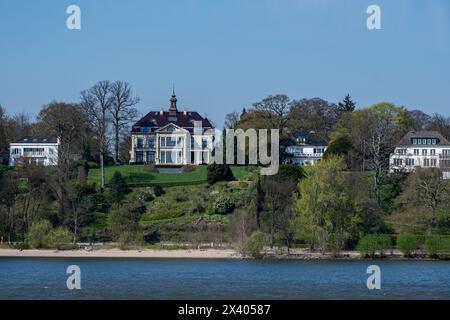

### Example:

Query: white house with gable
xmin=389 ymin=130 xmax=450 ymax=179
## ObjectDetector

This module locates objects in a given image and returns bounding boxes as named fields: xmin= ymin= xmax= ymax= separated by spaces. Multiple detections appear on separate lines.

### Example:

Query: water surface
xmin=0 ymin=258 xmax=449 ymax=299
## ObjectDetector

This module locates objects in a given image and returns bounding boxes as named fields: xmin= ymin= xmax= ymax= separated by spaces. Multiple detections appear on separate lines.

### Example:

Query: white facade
xmin=285 ymin=145 xmax=327 ymax=165
xmin=129 ymin=123 xmax=213 ymax=165
xmin=389 ymin=131 xmax=450 ymax=178
xmin=284 ymin=131 xmax=328 ymax=165
xmin=9 ymin=137 xmax=59 ymax=166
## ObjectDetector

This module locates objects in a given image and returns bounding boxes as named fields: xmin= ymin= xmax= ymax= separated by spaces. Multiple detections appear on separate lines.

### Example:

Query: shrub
xmin=139 ymin=191 xmax=154 ymax=202
xmin=424 ymin=235 xmax=450 ymax=258
xmin=153 ymin=184 xmax=165 ymax=197
xmin=376 ymin=234 xmax=392 ymax=257
xmin=425 ymin=235 xmax=442 ymax=258
xmin=213 ymin=196 xmax=235 ymax=215
xmin=28 ymin=220 xmax=53 ymax=249
xmin=239 ymin=231 xmax=267 ymax=259
xmin=45 ymin=227 xmax=74 ymax=250
xmin=397 ymin=234 xmax=420 ymax=257
xmin=357 ymin=234 xmax=392 ymax=258
xmin=86 ymin=161 xmax=99 ymax=169
xmin=118 ymin=231 xmax=144 ymax=250
xmin=108 ymin=171 xmax=130 ymax=202
xmin=109 ymin=198 xmax=146 ymax=239
xmin=207 ymin=163 xmax=235 ymax=185
xmin=181 ymin=164 xmax=195 ymax=173
xmin=143 ymin=164 xmax=158 ymax=173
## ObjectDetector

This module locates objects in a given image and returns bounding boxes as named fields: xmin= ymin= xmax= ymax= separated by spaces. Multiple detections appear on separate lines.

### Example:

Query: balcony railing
xmin=134 ymin=144 xmax=155 ymax=150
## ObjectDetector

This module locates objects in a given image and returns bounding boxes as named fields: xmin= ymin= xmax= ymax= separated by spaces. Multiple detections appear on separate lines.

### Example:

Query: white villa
xmin=129 ymin=92 xmax=215 ymax=165
xmin=283 ymin=130 xmax=328 ymax=166
xmin=9 ymin=136 xmax=59 ymax=166
xmin=390 ymin=130 xmax=450 ymax=179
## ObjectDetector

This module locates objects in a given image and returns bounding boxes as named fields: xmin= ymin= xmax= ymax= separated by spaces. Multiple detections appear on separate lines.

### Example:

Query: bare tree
xmin=109 ymin=81 xmax=139 ymax=164
xmin=80 ymin=81 xmax=113 ymax=189
xmin=37 ymin=102 xmax=89 ymax=217
xmin=223 ymin=111 xmax=240 ymax=129
xmin=252 ymin=94 xmax=291 ymax=135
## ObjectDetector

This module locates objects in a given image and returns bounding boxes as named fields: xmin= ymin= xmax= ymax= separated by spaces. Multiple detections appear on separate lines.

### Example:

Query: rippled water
xmin=0 ymin=258 xmax=449 ymax=299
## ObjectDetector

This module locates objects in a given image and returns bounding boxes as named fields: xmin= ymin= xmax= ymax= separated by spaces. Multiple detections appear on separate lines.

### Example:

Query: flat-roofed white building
xmin=389 ymin=130 xmax=450 ymax=179
xmin=283 ymin=130 xmax=328 ymax=166
xmin=9 ymin=136 xmax=59 ymax=166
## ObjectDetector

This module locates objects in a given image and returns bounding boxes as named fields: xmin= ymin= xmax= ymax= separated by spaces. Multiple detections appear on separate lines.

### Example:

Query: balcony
xmin=134 ymin=144 xmax=155 ymax=150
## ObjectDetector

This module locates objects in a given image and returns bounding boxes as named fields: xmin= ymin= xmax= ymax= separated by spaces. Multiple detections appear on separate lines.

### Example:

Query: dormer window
xmin=168 ymin=116 xmax=177 ymax=122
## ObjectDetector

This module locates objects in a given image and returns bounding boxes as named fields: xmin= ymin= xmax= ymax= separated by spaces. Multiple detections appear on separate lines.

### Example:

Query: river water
xmin=1 ymin=258 xmax=449 ymax=299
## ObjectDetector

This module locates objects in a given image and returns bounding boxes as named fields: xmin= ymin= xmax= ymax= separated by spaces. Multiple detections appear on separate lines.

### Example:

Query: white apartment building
xmin=283 ymin=130 xmax=328 ymax=165
xmin=129 ymin=92 xmax=214 ymax=165
xmin=9 ymin=136 xmax=59 ymax=166
xmin=390 ymin=131 xmax=450 ymax=179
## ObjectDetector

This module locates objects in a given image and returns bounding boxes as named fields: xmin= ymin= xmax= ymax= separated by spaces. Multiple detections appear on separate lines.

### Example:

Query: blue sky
xmin=0 ymin=0 xmax=449 ymax=127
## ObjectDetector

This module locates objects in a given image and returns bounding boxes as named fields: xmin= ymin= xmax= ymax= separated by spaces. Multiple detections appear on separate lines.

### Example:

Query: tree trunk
xmin=114 ymin=122 xmax=120 ymax=165
xmin=100 ymin=153 xmax=105 ymax=189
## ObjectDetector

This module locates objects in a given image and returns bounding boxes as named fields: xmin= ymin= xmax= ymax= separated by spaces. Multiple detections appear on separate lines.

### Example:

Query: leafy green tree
xmin=397 ymin=234 xmax=420 ymax=257
xmin=28 ymin=220 xmax=53 ymax=248
xmin=323 ymin=135 xmax=352 ymax=160
xmin=45 ymin=226 xmax=73 ymax=250
xmin=295 ymin=156 xmax=357 ymax=253
xmin=239 ymin=231 xmax=267 ymax=259
xmin=108 ymin=171 xmax=130 ymax=202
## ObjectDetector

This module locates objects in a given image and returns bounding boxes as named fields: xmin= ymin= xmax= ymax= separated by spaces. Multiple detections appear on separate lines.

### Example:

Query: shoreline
xmin=0 ymin=248 xmax=437 ymax=260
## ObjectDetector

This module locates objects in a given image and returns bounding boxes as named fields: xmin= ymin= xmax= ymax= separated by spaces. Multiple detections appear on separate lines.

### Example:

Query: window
xmin=49 ymin=148 xmax=54 ymax=155
xmin=314 ymin=148 xmax=325 ymax=154
xmin=414 ymin=149 xmax=419 ymax=155
xmin=160 ymin=136 xmax=178 ymax=147
xmin=431 ymin=159 xmax=437 ymax=167
xmin=160 ymin=151 xmax=174 ymax=163
xmin=406 ymin=158 xmax=415 ymax=166
xmin=422 ymin=149 xmax=428 ymax=156
xmin=443 ymin=149 xmax=450 ymax=156
xmin=136 ymin=138 xmax=143 ymax=148
xmin=146 ymin=151 xmax=155 ymax=163
xmin=427 ymin=139 xmax=432 ymax=145
xmin=202 ymin=139 xmax=208 ymax=149
xmin=412 ymin=139 xmax=417 ymax=145
xmin=397 ymin=149 xmax=406 ymax=155
xmin=394 ymin=159 xmax=403 ymax=166
xmin=23 ymin=148 xmax=44 ymax=156
xmin=141 ymin=127 xmax=150 ymax=133
xmin=424 ymin=159 xmax=430 ymax=167
xmin=12 ymin=148 xmax=21 ymax=155
xmin=430 ymin=149 xmax=436 ymax=156
xmin=432 ymin=139 xmax=437 ymax=145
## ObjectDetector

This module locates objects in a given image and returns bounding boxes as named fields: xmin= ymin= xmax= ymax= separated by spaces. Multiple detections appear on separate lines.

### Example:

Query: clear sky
xmin=1 ymin=0 xmax=449 ymax=128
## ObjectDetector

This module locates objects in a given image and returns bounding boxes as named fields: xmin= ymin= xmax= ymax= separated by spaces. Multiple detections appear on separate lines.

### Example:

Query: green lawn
xmin=88 ymin=165 xmax=249 ymax=187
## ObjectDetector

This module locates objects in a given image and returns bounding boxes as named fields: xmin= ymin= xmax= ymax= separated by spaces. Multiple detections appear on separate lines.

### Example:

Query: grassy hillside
xmin=88 ymin=164 xmax=249 ymax=187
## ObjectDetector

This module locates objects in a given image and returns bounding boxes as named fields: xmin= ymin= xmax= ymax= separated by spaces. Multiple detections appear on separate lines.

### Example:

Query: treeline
xmin=223 ymin=95 xmax=450 ymax=257
xmin=0 ymin=80 xmax=141 ymax=245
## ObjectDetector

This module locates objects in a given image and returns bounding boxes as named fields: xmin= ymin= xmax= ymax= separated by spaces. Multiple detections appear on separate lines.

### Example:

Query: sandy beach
xmin=0 ymin=248 xmax=241 ymax=259
xmin=0 ymin=248 xmax=409 ymax=259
